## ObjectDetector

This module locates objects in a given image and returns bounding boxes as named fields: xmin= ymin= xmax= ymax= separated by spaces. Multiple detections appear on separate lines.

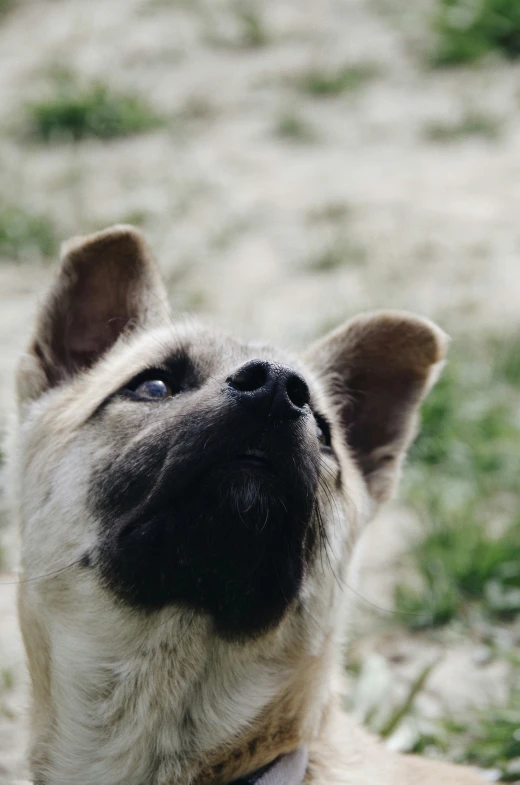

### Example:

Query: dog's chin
xmin=98 ymin=462 xmax=317 ymax=640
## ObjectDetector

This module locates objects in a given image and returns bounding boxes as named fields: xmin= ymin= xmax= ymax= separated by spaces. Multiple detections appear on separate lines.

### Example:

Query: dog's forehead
xmin=109 ymin=323 xmax=310 ymax=383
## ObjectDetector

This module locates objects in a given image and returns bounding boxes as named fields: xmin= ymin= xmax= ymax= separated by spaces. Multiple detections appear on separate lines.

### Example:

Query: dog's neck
xmin=30 ymin=574 xmax=340 ymax=785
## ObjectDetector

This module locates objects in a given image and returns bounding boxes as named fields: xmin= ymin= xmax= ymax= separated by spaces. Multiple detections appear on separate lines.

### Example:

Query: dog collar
xmin=229 ymin=747 xmax=308 ymax=785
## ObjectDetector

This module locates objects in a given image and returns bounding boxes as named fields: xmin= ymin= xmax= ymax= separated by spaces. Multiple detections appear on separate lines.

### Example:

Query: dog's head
xmin=14 ymin=226 xmax=445 ymax=639
xmin=12 ymin=226 xmax=446 ymax=781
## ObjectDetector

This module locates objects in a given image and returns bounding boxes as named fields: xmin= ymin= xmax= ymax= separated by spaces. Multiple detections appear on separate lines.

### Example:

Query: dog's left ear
xmin=305 ymin=311 xmax=448 ymax=503
xmin=18 ymin=225 xmax=170 ymax=403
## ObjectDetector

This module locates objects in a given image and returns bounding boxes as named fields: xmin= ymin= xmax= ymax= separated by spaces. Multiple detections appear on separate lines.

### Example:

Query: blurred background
xmin=0 ymin=0 xmax=519 ymax=781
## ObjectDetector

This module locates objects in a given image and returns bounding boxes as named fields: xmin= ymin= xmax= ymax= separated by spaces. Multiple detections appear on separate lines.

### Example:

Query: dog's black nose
xmin=227 ymin=360 xmax=310 ymax=419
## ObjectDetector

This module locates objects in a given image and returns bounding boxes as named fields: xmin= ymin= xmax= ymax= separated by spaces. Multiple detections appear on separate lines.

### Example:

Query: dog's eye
xmin=120 ymin=369 xmax=179 ymax=401
xmin=315 ymin=413 xmax=332 ymax=449
xmin=134 ymin=379 xmax=173 ymax=400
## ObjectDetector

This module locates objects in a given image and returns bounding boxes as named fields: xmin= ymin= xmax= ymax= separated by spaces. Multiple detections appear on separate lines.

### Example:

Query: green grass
xmin=233 ymin=1 xmax=269 ymax=48
xmin=114 ymin=209 xmax=150 ymax=228
xmin=493 ymin=334 xmax=520 ymax=386
xmin=381 ymin=336 xmax=520 ymax=777
xmin=0 ymin=0 xmax=15 ymax=17
xmin=294 ymin=63 xmax=379 ymax=97
xmin=432 ymin=0 xmax=520 ymax=66
xmin=395 ymin=338 xmax=520 ymax=628
xmin=146 ymin=0 xmax=198 ymax=7
xmin=410 ymin=351 xmax=519 ymax=486
xmin=0 ymin=667 xmax=14 ymax=721
xmin=1 ymin=669 xmax=14 ymax=691
xmin=424 ymin=110 xmax=502 ymax=142
xmin=0 ymin=0 xmax=14 ymax=16
xmin=26 ymin=69 xmax=163 ymax=142
xmin=411 ymin=697 xmax=520 ymax=781
xmin=306 ymin=237 xmax=366 ymax=271
xmin=307 ymin=202 xmax=352 ymax=224
xmin=0 ymin=203 xmax=57 ymax=261
xmin=395 ymin=500 xmax=520 ymax=627
xmin=275 ymin=110 xmax=317 ymax=143
xmin=451 ymin=705 xmax=520 ymax=779
xmin=206 ymin=1 xmax=270 ymax=50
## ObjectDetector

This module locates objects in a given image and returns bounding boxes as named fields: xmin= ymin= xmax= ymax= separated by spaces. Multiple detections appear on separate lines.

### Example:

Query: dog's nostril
xmin=228 ymin=360 xmax=269 ymax=393
xmin=285 ymin=373 xmax=310 ymax=410
xmin=227 ymin=361 xmax=309 ymax=419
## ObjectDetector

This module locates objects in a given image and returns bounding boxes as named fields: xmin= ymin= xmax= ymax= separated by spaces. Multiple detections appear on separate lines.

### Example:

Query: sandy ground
xmin=0 ymin=0 xmax=519 ymax=781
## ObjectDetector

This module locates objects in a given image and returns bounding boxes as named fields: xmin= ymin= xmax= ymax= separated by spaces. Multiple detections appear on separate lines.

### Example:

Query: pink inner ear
xmin=344 ymin=370 xmax=424 ymax=456
xmin=61 ymin=259 xmax=143 ymax=374
xmin=37 ymin=228 xmax=160 ymax=386
xmin=23 ymin=226 xmax=169 ymax=398
xmin=304 ymin=311 xmax=448 ymax=500
xmin=65 ymin=271 xmax=137 ymax=368
xmin=66 ymin=316 xmax=129 ymax=367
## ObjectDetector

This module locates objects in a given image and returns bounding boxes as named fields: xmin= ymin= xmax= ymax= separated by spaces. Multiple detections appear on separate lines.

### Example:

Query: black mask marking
xmin=91 ymin=373 xmax=321 ymax=640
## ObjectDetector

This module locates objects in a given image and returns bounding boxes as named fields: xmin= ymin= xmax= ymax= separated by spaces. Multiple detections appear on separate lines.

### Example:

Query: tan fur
xmin=9 ymin=227 xmax=484 ymax=784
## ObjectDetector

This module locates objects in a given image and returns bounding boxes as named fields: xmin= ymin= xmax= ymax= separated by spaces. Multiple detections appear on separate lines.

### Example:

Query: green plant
xmin=432 ymin=0 xmax=520 ymax=66
xmin=307 ymin=202 xmax=352 ymax=224
xmin=234 ymin=1 xmax=269 ymax=48
xmin=396 ymin=499 xmax=520 ymax=628
xmin=116 ymin=209 xmax=150 ymax=228
xmin=409 ymin=345 xmax=519 ymax=481
xmin=306 ymin=237 xmax=366 ymax=271
xmin=455 ymin=706 xmax=520 ymax=777
xmin=1 ymin=669 xmax=14 ymax=691
xmin=412 ymin=696 xmax=520 ymax=781
xmin=424 ymin=110 xmax=502 ymax=142
xmin=26 ymin=69 xmax=163 ymax=142
xmin=0 ymin=203 xmax=57 ymax=261
xmin=396 ymin=338 xmax=520 ymax=627
xmin=206 ymin=1 xmax=270 ymax=49
xmin=378 ymin=662 xmax=438 ymax=738
xmin=294 ymin=63 xmax=378 ymax=97
xmin=146 ymin=0 xmax=197 ymax=7
xmin=0 ymin=0 xmax=15 ymax=17
xmin=493 ymin=335 xmax=520 ymax=386
xmin=0 ymin=0 xmax=14 ymax=16
xmin=275 ymin=111 xmax=316 ymax=143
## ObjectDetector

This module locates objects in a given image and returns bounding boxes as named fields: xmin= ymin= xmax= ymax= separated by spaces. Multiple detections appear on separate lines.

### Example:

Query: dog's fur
xmin=9 ymin=226 xmax=483 ymax=785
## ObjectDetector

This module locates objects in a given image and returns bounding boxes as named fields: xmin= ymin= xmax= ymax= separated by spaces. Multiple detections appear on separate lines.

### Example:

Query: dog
xmin=8 ymin=226 xmax=484 ymax=784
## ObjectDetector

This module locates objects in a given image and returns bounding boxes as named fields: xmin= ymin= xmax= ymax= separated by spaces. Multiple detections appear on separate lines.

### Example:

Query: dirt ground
xmin=0 ymin=0 xmax=519 ymax=781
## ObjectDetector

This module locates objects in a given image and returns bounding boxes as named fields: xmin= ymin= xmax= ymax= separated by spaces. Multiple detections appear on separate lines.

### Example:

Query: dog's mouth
xmin=233 ymin=447 xmax=272 ymax=471
xmin=95 ymin=413 xmax=320 ymax=638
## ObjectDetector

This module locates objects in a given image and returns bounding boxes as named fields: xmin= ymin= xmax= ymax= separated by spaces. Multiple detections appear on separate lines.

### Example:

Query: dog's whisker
xmin=340 ymin=578 xmax=432 ymax=620
xmin=0 ymin=558 xmax=85 ymax=586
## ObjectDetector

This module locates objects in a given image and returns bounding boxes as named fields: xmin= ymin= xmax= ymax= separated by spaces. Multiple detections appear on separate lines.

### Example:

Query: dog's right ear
xmin=18 ymin=225 xmax=169 ymax=403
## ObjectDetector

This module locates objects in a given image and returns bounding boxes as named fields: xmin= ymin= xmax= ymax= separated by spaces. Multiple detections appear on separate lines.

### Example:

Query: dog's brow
xmin=86 ymin=348 xmax=199 ymax=421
